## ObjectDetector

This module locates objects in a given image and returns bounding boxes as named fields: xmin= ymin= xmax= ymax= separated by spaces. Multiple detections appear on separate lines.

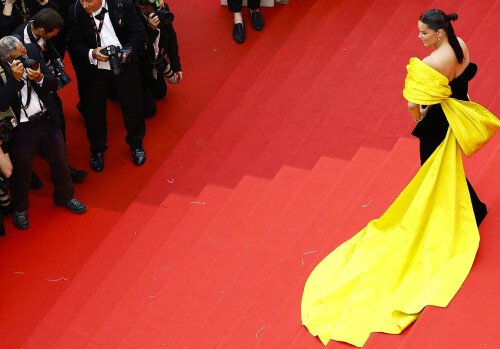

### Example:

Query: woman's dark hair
xmin=419 ymin=9 xmax=463 ymax=63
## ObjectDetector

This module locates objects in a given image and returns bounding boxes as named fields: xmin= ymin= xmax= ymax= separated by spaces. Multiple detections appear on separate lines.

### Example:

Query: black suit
xmin=0 ymin=43 xmax=74 ymax=212
xmin=67 ymin=0 xmax=146 ymax=154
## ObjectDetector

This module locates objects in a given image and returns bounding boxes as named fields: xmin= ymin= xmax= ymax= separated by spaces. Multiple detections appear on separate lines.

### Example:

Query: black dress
xmin=412 ymin=63 xmax=487 ymax=226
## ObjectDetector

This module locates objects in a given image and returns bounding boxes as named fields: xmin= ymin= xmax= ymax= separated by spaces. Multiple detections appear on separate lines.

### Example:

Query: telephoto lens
xmin=15 ymin=55 xmax=40 ymax=70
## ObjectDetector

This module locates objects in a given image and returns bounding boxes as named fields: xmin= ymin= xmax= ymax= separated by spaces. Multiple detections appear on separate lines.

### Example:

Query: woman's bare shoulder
xmin=422 ymin=55 xmax=440 ymax=70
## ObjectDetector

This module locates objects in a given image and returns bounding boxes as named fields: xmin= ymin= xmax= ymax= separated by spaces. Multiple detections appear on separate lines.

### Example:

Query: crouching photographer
xmin=137 ymin=0 xmax=182 ymax=119
xmin=0 ymin=36 xmax=86 ymax=231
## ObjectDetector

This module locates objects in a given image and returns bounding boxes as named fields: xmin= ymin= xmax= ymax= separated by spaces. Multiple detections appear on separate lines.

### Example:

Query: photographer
xmin=67 ymin=0 xmax=147 ymax=172
xmin=0 ymin=36 xmax=86 ymax=230
xmin=1 ymin=0 xmax=59 ymax=38
xmin=13 ymin=8 xmax=88 ymax=183
xmin=137 ymin=0 xmax=182 ymax=118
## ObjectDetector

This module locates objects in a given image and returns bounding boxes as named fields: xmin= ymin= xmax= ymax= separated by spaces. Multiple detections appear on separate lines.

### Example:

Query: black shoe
xmin=30 ymin=172 xmax=43 ymax=190
xmin=69 ymin=166 xmax=88 ymax=182
xmin=132 ymin=146 xmax=146 ymax=166
xmin=90 ymin=152 xmax=104 ymax=172
xmin=56 ymin=197 xmax=87 ymax=214
xmin=250 ymin=10 xmax=264 ymax=31
xmin=13 ymin=211 xmax=29 ymax=230
xmin=233 ymin=21 xmax=246 ymax=43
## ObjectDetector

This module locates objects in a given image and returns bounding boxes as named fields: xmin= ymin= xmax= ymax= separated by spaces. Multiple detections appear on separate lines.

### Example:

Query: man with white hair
xmin=0 ymin=36 xmax=86 ymax=230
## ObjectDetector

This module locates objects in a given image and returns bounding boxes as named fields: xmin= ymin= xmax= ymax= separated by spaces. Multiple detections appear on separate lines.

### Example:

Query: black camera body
xmin=15 ymin=54 xmax=40 ymax=70
xmin=100 ymin=45 xmax=134 ymax=75
xmin=47 ymin=58 xmax=71 ymax=90
xmin=149 ymin=0 xmax=174 ymax=24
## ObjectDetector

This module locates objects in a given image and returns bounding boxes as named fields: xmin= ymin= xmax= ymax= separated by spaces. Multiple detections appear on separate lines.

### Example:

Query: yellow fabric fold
xmin=301 ymin=57 xmax=500 ymax=347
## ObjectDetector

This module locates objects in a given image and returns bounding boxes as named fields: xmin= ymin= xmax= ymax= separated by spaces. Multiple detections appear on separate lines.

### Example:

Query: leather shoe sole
xmin=90 ymin=152 xmax=104 ymax=172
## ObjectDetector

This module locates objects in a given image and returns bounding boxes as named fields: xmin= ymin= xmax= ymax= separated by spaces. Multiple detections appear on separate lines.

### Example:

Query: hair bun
xmin=447 ymin=13 xmax=458 ymax=21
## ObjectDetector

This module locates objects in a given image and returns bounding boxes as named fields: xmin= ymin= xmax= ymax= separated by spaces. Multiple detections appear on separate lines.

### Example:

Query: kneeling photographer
xmin=0 ymin=36 xmax=86 ymax=231
xmin=12 ymin=8 xmax=88 ymax=184
xmin=137 ymin=0 xmax=182 ymax=119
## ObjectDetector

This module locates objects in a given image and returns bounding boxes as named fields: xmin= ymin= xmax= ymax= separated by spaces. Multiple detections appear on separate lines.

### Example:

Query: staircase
xmin=2 ymin=0 xmax=500 ymax=347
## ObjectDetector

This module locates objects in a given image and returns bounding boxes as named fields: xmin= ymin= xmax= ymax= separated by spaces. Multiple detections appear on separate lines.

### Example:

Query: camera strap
xmin=14 ymin=0 xmax=30 ymax=21
xmin=90 ymin=7 xmax=108 ymax=46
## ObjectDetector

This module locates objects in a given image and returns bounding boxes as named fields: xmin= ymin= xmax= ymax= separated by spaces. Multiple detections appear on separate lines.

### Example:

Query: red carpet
xmin=1 ymin=0 xmax=500 ymax=347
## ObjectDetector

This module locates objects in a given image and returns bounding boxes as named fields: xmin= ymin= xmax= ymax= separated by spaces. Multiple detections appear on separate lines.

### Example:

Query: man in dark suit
xmin=136 ymin=0 xmax=182 ymax=119
xmin=67 ymin=0 xmax=147 ymax=172
xmin=13 ymin=8 xmax=89 ymax=183
xmin=0 ymin=36 xmax=86 ymax=230
xmin=1 ymin=0 xmax=60 ymax=38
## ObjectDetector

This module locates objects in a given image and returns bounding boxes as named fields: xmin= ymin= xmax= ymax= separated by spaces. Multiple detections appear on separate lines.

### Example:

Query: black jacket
xmin=140 ymin=3 xmax=181 ymax=72
xmin=0 ymin=43 xmax=61 ymax=125
xmin=66 ymin=0 xmax=145 ymax=71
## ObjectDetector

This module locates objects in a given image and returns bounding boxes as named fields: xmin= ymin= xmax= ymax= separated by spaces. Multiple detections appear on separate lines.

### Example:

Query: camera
xmin=100 ymin=45 xmax=134 ymax=75
xmin=45 ymin=42 xmax=71 ymax=90
xmin=0 ymin=116 xmax=18 ymax=142
xmin=148 ymin=0 xmax=174 ymax=24
xmin=152 ymin=55 xmax=177 ymax=83
xmin=15 ymin=54 xmax=40 ymax=70
xmin=47 ymin=58 xmax=71 ymax=90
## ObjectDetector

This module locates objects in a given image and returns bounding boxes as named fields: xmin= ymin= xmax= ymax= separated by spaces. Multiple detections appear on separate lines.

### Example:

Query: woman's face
xmin=418 ymin=21 xmax=438 ymax=46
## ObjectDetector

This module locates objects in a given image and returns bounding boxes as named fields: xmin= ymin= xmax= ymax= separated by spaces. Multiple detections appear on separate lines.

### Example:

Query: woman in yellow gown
xmin=301 ymin=9 xmax=500 ymax=347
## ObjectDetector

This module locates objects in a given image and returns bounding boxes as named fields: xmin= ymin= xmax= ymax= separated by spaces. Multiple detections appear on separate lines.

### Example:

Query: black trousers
xmin=81 ymin=63 xmax=146 ymax=154
xmin=419 ymin=137 xmax=487 ymax=226
xmin=228 ymin=0 xmax=261 ymax=12
xmin=9 ymin=119 xmax=74 ymax=212
xmin=140 ymin=65 xmax=168 ymax=119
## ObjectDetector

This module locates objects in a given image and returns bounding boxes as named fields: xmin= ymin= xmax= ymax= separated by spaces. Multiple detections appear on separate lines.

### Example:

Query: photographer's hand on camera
xmin=148 ymin=13 xmax=161 ymax=31
xmin=92 ymin=46 xmax=109 ymax=62
xmin=11 ymin=60 xmax=24 ymax=81
xmin=2 ymin=0 xmax=18 ymax=16
xmin=26 ymin=65 xmax=43 ymax=83
xmin=173 ymin=71 xmax=182 ymax=84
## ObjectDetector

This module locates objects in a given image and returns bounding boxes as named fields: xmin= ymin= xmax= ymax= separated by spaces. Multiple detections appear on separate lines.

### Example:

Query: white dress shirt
xmin=88 ymin=1 xmax=122 ymax=70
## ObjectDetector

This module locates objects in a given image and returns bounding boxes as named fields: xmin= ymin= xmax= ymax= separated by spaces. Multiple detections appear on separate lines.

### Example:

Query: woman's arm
xmin=408 ymin=102 xmax=421 ymax=122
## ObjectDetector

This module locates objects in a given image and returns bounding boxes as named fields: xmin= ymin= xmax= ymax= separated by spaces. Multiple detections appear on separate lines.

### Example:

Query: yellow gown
xmin=301 ymin=58 xmax=500 ymax=347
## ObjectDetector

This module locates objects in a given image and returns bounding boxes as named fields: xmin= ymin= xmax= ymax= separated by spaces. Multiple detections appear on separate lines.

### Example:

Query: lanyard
xmin=90 ymin=8 xmax=107 ymax=47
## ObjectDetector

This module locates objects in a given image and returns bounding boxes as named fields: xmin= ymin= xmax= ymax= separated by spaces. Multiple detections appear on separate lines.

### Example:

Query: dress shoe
xmin=233 ymin=21 xmax=246 ymax=43
xmin=90 ymin=152 xmax=104 ymax=172
xmin=250 ymin=10 xmax=264 ymax=31
xmin=69 ymin=166 xmax=88 ymax=182
xmin=30 ymin=172 xmax=43 ymax=190
xmin=13 ymin=211 xmax=29 ymax=230
xmin=132 ymin=146 xmax=146 ymax=166
xmin=56 ymin=197 xmax=87 ymax=214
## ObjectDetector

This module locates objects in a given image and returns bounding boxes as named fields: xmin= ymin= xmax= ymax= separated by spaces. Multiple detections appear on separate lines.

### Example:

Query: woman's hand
xmin=419 ymin=105 xmax=430 ymax=120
